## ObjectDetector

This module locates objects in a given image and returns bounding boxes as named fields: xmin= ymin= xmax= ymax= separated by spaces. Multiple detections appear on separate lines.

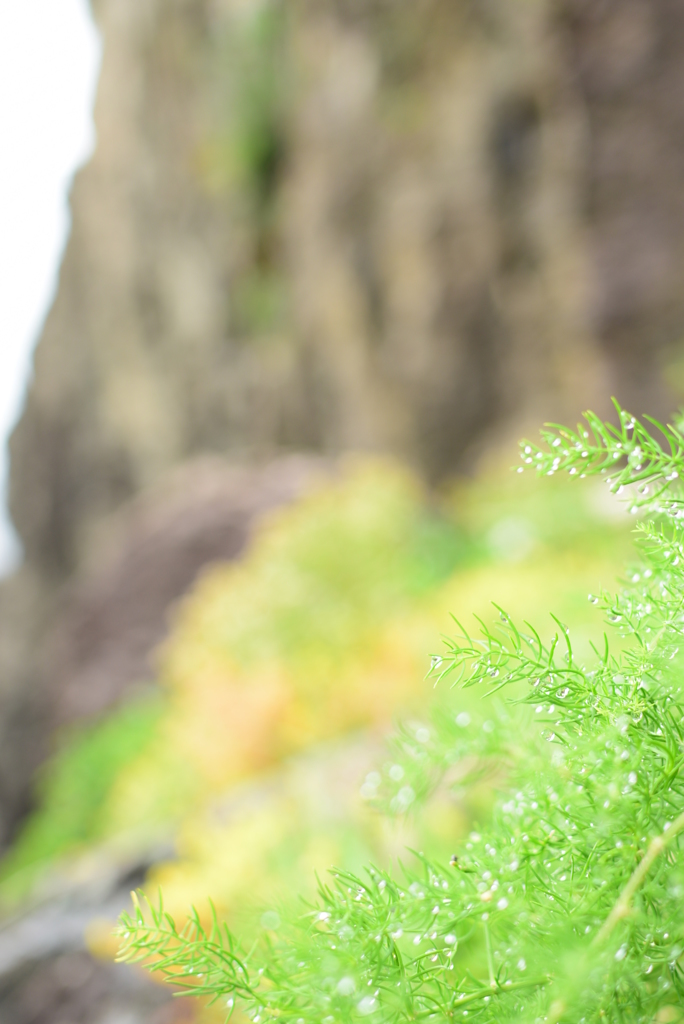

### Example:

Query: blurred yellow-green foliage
xmin=1 ymin=457 xmax=636 ymax=965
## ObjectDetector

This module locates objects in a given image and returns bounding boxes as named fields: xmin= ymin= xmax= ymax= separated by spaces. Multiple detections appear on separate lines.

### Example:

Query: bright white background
xmin=0 ymin=0 xmax=101 ymax=572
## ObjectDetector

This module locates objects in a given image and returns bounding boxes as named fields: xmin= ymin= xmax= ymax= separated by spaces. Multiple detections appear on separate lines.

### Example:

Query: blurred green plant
xmin=203 ymin=0 xmax=287 ymax=203
xmin=118 ymin=405 xmax=684 ymax=1024
xmin=228 ymin=1 xmax=287 ymax=211
xmin=0 ymin=455 xmax=632 ymax=921
xmin=231 ymin=268 xmax=287 ymax=336
xmin=200 ymin=0 xmax=289 ymax=338
xmin=0 ymin=694 xmax=162 ymax=900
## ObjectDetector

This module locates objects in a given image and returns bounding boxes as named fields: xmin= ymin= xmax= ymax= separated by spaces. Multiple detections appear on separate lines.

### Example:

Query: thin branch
xmin=447 ymin=976 xmax=550 ymax=1012
xmin=483 ymin=920 xmax=495 ymax=989
xmin=593 ymin=808 xmax=684 ymax=946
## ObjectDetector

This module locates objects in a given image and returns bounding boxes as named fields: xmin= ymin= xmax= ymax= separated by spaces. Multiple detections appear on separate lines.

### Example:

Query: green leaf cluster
xmin=118 ymin=407 xmax=684 ymax=1024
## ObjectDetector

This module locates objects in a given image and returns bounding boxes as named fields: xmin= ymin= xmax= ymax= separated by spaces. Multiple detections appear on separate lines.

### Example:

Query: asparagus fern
xmin=118 ymin=405 xmax=684 ymax=1023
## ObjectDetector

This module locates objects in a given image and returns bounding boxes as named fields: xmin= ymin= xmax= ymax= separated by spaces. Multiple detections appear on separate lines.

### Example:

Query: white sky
xmin=0 ymin=0 xmax=101 ymax=572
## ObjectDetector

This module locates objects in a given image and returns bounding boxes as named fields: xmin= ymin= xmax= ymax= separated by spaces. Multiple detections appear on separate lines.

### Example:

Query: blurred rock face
xmin=562 ymin=0 xmax=684 ymax=414
xmin=0 ymin=954 xmax=190 ymax=1024
xmin=2 ymin=0 xmax=684 ymax=838
xmin=13 ymin=0 xmax=684 ymax=577
xmin=8 ymin=0 xmax=592 ymax=583
xmin=0 ymin=837 xmax=192 ymax=1024
xmin=45 ymin=456 xmax=329 ymax=729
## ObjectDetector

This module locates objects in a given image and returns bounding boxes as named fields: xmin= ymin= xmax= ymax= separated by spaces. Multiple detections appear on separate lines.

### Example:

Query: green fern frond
xmin=117 ymin=408 xmax=684 ymax=1024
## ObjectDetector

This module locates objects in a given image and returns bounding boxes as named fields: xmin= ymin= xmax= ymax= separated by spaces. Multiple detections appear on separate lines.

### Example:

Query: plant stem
xmin=483 ymin=920 xmax=495 ymax=988
xmin=593 ymin=808 xmax=684 ymax=946
xmin=445 ymin=977 xmax=550 ymax=1012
